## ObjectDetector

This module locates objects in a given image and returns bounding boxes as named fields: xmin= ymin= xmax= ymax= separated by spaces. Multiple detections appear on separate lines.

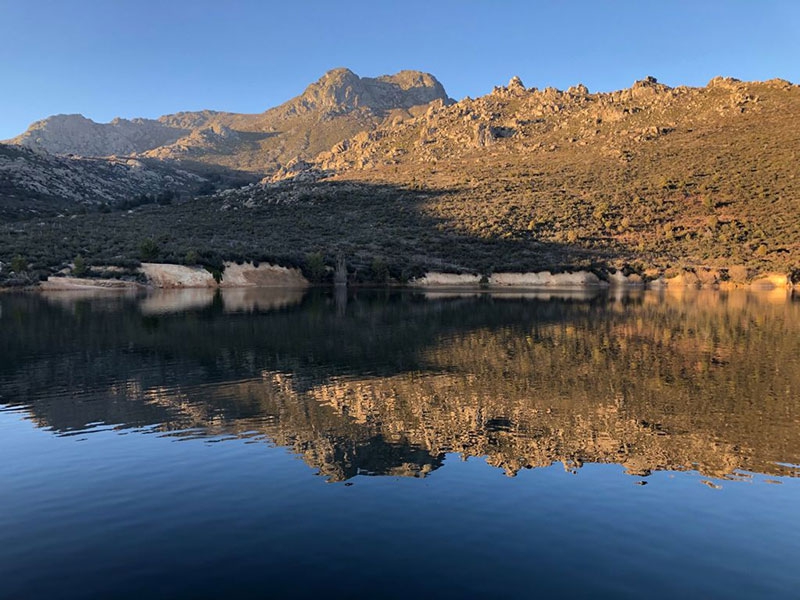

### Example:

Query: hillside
xmin=0 ymin=143 xmax=258 ymax=220
xmin=1 ymin=73 xmax=799 ymax=284
xmin=6 ymin=69 xmax=450 ymax=174
xmin=295 ymin=75 xmax=800 ymax=275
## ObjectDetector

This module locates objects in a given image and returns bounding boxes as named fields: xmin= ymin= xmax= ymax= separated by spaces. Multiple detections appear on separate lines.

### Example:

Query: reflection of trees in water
xmin=1 ymin=290 xmax=798 ymax=481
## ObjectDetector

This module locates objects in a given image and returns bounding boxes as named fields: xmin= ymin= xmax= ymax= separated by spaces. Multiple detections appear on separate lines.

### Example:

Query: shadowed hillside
xmin=0 ymin=143 xmax=255 ymax=220
xmin=0 ymin=180 xmax=601 ymax=281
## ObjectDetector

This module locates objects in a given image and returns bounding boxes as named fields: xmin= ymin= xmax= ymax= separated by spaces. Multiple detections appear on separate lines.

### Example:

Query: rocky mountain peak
xmin=289 ymin=68 xmax=450 ymax=116
xmin=632 ymin=75 xmax=670 ymax=91
xmin=3 ymin=67 xmax=450 ymax=173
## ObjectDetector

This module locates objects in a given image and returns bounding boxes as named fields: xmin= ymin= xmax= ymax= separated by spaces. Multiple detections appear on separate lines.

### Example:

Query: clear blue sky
xmin=2 ymin=0 xmax=798 ymax=139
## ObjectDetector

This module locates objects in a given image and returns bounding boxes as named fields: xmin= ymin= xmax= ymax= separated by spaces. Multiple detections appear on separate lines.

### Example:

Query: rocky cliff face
xmin=6 ymin=69 xmax=450 ymax=174
xmin=283 ymin=68 xmax=450 ymax=116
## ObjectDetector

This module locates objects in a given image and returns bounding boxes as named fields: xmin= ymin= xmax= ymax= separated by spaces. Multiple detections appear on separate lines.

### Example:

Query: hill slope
xmin=1 ymin=74 xmax=799 ymax=283
xmin=0 ymin=143 xmax=256 ymax=220
xmin=288 ymin=75 xmax=800 ymax=274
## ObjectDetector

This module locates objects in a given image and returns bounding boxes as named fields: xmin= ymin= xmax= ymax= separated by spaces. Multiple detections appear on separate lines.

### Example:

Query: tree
xmin=140 ymin=238 xmax=160 ymax=261
xmin=370 ymin=257 xmax=389 ymax=284
xmin=73 ymin=255 xmax=88 ymax=277
xmin=305 ymin=252 xmax=326 ymax=283
xmin=11 ymin=255 xmax=27 ymax=274
xmin=185 ymin=250 xmax=200 ymax=265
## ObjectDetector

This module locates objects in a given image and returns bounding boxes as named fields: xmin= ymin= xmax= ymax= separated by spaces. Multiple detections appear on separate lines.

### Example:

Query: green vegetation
xmin=139 ymin=238 xmax=160 ymax=261
xmin=370 ymin=257 xmax=389 ymax=284
xmin=11 ymin=254 xmax=27 ymax=273
xmin=72 ymin=255 xmax=87 ymax=277
xmin=205 ymin=265 xmax=224 ymax=284
xmin=184 ymin=250 xmax=200 ymax=266
xmin=304 ymin=252 xmax=327 ymax=283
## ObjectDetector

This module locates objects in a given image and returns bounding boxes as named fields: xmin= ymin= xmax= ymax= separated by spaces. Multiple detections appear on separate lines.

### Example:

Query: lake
xmin=1 ymin=287 xmax=799 ymax=599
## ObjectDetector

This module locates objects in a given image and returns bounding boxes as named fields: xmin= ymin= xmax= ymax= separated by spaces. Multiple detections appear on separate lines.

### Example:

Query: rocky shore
xmin=410 ymin=269 xmax=795 ymax=290
xmin=25 ymin=264 xmax=797 ymax=292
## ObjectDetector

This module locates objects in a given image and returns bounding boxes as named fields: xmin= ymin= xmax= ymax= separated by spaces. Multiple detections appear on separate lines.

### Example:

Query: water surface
xmin=1 ymin=288 xmax=799 ymax=598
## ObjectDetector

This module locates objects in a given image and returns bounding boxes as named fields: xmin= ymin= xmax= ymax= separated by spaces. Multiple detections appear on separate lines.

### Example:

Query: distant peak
xmin=319 ymin=67 xmax=359 ymax=81
xmin=633 ymin=75 xmax=665 ymax=88
xmin=508 ymin=76 xmax=525 ymax=88
xmin=40 ymin=114 xmax=93 ymax=123
xmin=631 ymin=76 xmax=671 ymax=96
xmin=291 ymin=67 xmax=450 ymax=115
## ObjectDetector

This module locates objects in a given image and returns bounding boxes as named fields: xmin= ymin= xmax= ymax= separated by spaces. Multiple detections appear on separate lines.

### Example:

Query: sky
xmin=1 ymin=0 xmax=799 ymax=139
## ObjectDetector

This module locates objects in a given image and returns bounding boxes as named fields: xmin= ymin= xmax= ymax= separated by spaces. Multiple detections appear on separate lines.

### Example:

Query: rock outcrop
xmin=139 ymin=262 xmax=308 ymax=288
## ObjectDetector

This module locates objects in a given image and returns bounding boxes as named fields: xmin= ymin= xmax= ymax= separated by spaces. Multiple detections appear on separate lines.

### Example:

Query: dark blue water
xmin=1 ymin=288 xmax=799 ymax=599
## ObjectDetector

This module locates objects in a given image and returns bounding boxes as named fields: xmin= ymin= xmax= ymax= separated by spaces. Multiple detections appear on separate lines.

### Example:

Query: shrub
xmin=204 ymin=265 xmax=223 ymax=284
xmin=140 ymin=239 xmax=160 ymax=261
xmin=184 ymin=250 xmax=200 ymax=265
xmin=72 ymin=255 xmax=88 ymax=277
xmin=157 ymin=190 xmax=176 ymax=206
xmin=370 ymin=257 xmax=389 ymax=284
xmin=11 ymin=255 xmax=27 ymax=273
xmin=305 ymin=252 xmax=326 ymax=283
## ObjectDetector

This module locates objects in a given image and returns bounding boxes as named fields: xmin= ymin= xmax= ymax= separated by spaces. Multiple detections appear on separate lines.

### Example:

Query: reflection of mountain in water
xmin=1 ymin=289 xmax=798 ymax=482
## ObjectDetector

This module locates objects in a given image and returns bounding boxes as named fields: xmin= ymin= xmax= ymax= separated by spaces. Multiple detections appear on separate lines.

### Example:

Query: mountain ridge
xmin=6 ymin=68 xmax=451 ymax=174
xmin=1 ymin=70 xmax=799 ymax=284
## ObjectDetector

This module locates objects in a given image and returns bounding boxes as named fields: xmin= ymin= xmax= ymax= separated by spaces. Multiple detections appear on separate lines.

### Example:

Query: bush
xmin=305 ymin=252 xmax=326 ymax=283
xmin=204 ymin=265 xmax=224 ymax=284
xmin=11 ymin=255 xmax=27 ymax=273
xmin=157 ymin=190 xmax=176 ymax=206
xmin=140 ymin=239 xmax=160 ymax=261
xmin=72 ymin=255 xmax=88 ymax=277
xmin=370 ymin=257 xmax=389 ymax=284
xmin=185 ymin=250 xmax=200 ymax=265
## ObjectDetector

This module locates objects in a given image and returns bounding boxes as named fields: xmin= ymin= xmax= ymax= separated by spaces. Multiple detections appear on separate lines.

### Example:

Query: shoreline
xmin=7 ymin=264 xmax=795 ymax=293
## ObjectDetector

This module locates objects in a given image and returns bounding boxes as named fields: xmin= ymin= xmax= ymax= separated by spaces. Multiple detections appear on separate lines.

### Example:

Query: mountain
xmin=272 ymin=74 xmax=799 ymax=275
xmin=1 ymin=72 xmax=799 ymax=283
xmin=6 ymin=68 xmax=451 ymax=174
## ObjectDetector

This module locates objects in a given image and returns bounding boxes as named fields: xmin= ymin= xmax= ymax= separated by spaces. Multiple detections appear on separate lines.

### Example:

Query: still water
xmin=1 ymin=287 xmax=799 ymax=599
